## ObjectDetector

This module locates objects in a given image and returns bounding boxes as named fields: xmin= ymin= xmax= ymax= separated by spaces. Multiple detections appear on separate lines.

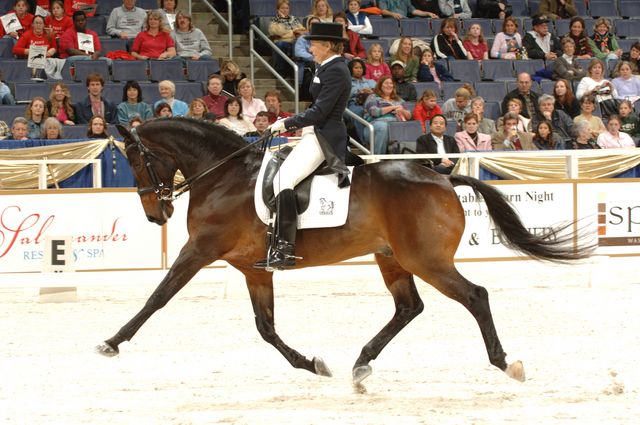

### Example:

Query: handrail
xmin=343 ymin=109 xmax=374 ymax=154
xmin=200 ymin=0 xmax=233 ymax=60
xmin=0 ymin=159 xmax=102 ymax=189
xmin=249 ymin=24 xmax=299 ymax=114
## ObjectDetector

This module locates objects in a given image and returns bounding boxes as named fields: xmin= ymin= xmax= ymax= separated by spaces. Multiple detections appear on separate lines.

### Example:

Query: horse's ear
xmin=116 ymin=124 xmax=131 ymax=139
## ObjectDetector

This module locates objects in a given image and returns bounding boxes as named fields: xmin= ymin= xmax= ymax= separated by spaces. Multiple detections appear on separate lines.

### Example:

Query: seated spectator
xmin=416 ymin=114 xmax=459 ymax=174
xmin=220 ymin=60 xmax=246 ymax=96
xmin=438 ymin=0 xmax=472 ymax=19
xmin=621 ymin=42 xmax=640 ymax=73
xmin=363 ymin=76 xmax=412 ymax=154
xmin=154 ymin=80 xmax=188 ymax=117
xmin=59 ymin=10 xmax=111 ymax=66
xmin=491 ymin=16 xmax=523 ymax=59
xmin=264 ymin=90 xmax=294 ymax=123
xmin=618 ymin=100 xmax=640 ymax=143
xmin=171 ymin=10 xmax=213 ymax=61
xmin=131 ymin=10 xmax=176 ymax=60
xmin=294 ymin=16 xmax=320 ymax=89
xmin=532 ymin=120 xmax=558 ymax=150
xmin=553 ymin=78 xmax=580 ymax=118
xmin=347 ymin=58 xmax=375 ymax=141
xmin=463 ymin=23 xmax=489 ymax=61
xmin=502 ymin=72 xmax=540 ymax=119
xmin=564 ymin=17 xmax=593 ymax=59
xmin=334 ymin=12 xmax=365 ymax=61
xmin=491 ymin=112 xmax=537 ymax=150
xmin=129 ymin=116 xmax=143 ymax=128
xmin=553 ymin=37 xmax=586 ymax=81
xmin=45 ymin=1 xmax=72 ymax=43
xmin=245 ymin=111 xmax=272 ymax=138
xmin=576 ymin=59 xmax=618 ymax=100
xmin=238 ymin=78 xmax=267 ymax=122
xmin=364 ymin=43 xmax=391 ymax=82
xmin=155 ymin=102 xmax=173 ymax=118
xmin=268 ymin=0 xmax=305 ymax=76
xmin=597 ymin=115 xmax=636 ymax=149
xmin=573 ymin=94 xmax=606 ymax=139
xmin=217 ymin=97 xmax=256 ymax=136
xmin=87 ymin=115 xmax=108 ymax=138
xmin=10 ymin=117 xmax=30 ymax=140
xmin=0 ymin=0 xmax=34 ymax=39
xmin=117 ymin=80 xmax=153 ymax=124
xmin=539 ymin=0 xmax=577 ymax=20
xmin=390 ymin=61 xmax=417 ymax=102
xmin=345 ymin=0 xmax=373 ymax=36
xmin=310 ymin=0 xmax=334 ymax=23
xmin=442 ymin=86 xmax=473 ymax=128
xmin=160 ymin=0 xmax=178 ymax=30
xmin=41 ymin=117 xmax=63 ymax=139
xmin=74 ymin=73 xmax=118 ymax=124
xmin=531 ymin=94 xmax=574 ymax=146
xmin=431 ymin=17 xmax=472 ymax=60
xmin=569 ymin=119 xmax=600 ymax=149
xmin=497 ymin=97 xmax=531 ymax=133
xmin=378 ymin=0 xmax=435 ymax=19
xmin=0 ymin=71 xmax=16 ymax=105
xmin=25 ymin=96 xmax=48 ymax=139
xmin=186 ymin=98 xmax=214 ymax=120
xmin=523 ymin=13 xmax=561 ymax=61
xmin=106 ymin=0 xmax=147 ymax=40
xmin=476 ymin=0 xmax=512 ymax=20
xmin=64 ymin=0 xmax=96 ymax=17
xmin=392 ymin=36 xmax=419 ymax=82
xmin=455 ymin=113 xmax=492 ymax=152
xmin=470 ymin=97 xmax=496 ymax=135
xmin=417 ymin=46 xmax=454 ymax=85
xmin=612 ymin=62 xmax=640 ymax=104
xmin=588 ymin=18 xmax=622 ymax=64
xmin=12 ymin=15 xmax=56 ymax=59
xmin=202 ymin=74 xmax=228 ymax=119
xmin=413 ymin=89 xmax=443 ymax=133
xmin=47 ymin=82 xmax=76 ymax=125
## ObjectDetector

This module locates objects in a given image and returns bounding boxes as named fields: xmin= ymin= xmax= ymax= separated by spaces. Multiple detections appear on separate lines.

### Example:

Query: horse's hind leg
xmin=416 ymin=264 xmax=525 ymax=382
xmin=352 ymin=253 xmax=424 ymax=386
xmin=242 ymin=269 xmax=332 ymax=377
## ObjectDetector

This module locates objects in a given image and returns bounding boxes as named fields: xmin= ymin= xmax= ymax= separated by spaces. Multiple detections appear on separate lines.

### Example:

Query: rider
xmin=254 ymin=22 xmax=352 ymax=270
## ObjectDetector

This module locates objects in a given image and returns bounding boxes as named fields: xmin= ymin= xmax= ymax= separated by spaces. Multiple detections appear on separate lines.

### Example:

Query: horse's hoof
xmin=505 ymin=360 xmax=525 ymax=382
xmin=352 ymin=365 xmax=372 ymax=386
xmin=95 ymin=342 xmax=119 ymax=357
xmin=313 ymin=357 xmax=332 ymax=377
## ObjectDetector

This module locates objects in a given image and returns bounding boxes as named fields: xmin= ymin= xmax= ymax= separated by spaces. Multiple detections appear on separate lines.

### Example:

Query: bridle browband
xmin=125 ymin=126 xmax=277 ymax=201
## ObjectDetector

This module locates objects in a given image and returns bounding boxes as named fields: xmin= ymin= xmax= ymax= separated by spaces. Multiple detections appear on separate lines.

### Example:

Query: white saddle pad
xmin=254 ymin=151 xmax=353 ymax=229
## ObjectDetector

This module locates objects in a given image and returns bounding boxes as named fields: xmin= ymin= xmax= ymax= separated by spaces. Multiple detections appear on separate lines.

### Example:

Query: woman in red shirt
xmin=413 ymin=89 xmax=443 ymax=133
xmin=0 ymin=0 xmax=34 ymax=39
xmin=12 ymin=14 xmax=56 ymax=58
xmin=45 ymin=1 xmax=72 ymax=41
xmin=131 ymin=10 xmax=176 ymax=60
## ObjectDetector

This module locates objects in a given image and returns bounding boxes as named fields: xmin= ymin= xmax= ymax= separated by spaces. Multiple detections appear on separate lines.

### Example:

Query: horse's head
xmin=117 ymin=124 xmax=176 ymax=225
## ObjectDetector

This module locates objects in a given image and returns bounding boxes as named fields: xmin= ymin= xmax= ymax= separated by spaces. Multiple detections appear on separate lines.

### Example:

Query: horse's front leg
xmin=96 ymin=246 xmax=214 ymax=356
xmin=242 ymin=268 xmax=332 ymax=377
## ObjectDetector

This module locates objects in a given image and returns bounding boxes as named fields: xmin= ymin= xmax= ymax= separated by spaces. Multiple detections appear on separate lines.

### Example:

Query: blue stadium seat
xmin=0 ymin=0 xmax=13 ymax=14
xmin=513 ymin=59 xmax=545 ymax=78
xmin=64 ymin=82 xmax=88 ymax=103
xmin=509 ymin=0 xmax=528 ymax=17
xmin=539 ymin=79 xmax=556 ymax=95
xmin=448 ymin=60 xmax=481 ymax=82
xmin=137 ymin=0 xmax=158 ymax=10
xmin=174 ymin=82 xmax=205 ymax=104
xmin=1 ymin=60 xmax=34 ymax=81
xmin=96 ymin=0 xmax=121 ymax=16
xmin=484 ymin=101 xmax=501 ymax=121
xmin=618 ymin=39 xmax=636 ymax=52
xmin=388 ymin=121 xmax=423 ymax=152
xmin=431 ymin=18 xmax=443 ymax=35
xmin=445 ymin=120 xmax=458 ymax=137
xmin=413 ymin=82 xmax=441 ymax=99
xmin=289 ymin=0 xmax=309 ymax=18
xmin=86 ymin=16 xmax=106 ymax=36
xmin=475 ymin=81 xmax=507 ymax=103
xmin=12 ymin=82 xmax=50 ymax=103
xmin=442 ymin=81 xmax=466 ymax=100
xmin=112 ymin=60 xmax=148 ymax=82
xmin=0 ymin=37 xmax=15 ymax=58
xmin=575 ymin=58 xmax=592 ymax=72
xmin=614 ymin=19 xmax=640 ymax=39
xmin=99 ymin=38 xmax=127 ymax=53
xmin=62 ymin=125 xmax=89 ymax=139
xmin=73 ymin=60 xmax=110 ymax=83
xmin=554 ymin=19 xmax=570 ymax=37
xmin=589 ymin=1 xmax=618 ymax=18
xmin=139 ymin=82 xmax=161 ymax=104
xmin=148 ymin=60 xmax=186 ymax=82
xmin=482 ymin=60 xmax=515 ymax=81
xmin=370 ymin=17 xmax=400 ymax=37
xmin=400 ymin=19 xmax=431 ymax=37
xmin=327 ymin=0 xmax=343 ymax=13
xmin=528 ymin=0 xmax=541 ymax=14
xmin=249 ymin=0 xmax=273 ymax=17
xmin=0 ymin=104 xmax=28 ymax=124
xmin=575 ymin=0 xmax=588 ymax=16
xmin=521 ymin=17 xmax=533 ymax=32
xmin=461 ymin=19 xmax=493 ymax=36
xmin=619 ymin=1 xmax=640 ymax=18
xmin=103 ymin=82 xmax=125 ymax=104
xmin=185 ymin=59 xmax=220 ymax=82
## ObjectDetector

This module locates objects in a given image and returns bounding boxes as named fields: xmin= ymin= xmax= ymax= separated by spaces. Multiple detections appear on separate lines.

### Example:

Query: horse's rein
xmin=125 ymin=127 xmax=278 ymax=201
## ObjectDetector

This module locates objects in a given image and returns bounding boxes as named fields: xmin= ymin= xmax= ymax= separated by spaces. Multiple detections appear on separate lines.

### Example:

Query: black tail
xmin=450 ymin=175 xmax=595 ymax=262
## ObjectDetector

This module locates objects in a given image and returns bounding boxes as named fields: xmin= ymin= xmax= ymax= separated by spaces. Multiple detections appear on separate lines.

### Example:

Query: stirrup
xmin=253 ymin=244 xmax=300 ymax=271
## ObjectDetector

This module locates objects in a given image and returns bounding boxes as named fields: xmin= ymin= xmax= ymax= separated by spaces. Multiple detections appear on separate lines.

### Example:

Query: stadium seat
xmin=614 ymin=19 xmax=640 ymax=39
xmin=73 ymin=60 xmax=110 ymax=83
xmin=86 ymin=16 xmax=106 ymax=36
xmin=249 ymin=0 xmax=273 ymax=17
xmin=445 ymin=120 xmax=458 ymax=137
xmin=139 ymin=82 xmax=161 ymax=104
xmin=575 ymin=58 xmax=592 ymax=72
xmin=554 ymin=20 xmax=570 ymax=37
xmin=289 ymin=0 xmax=309 ymax=18
xmin=112 ymin=61 xmax=148 ymax=82
xmin=400 ymin=19 xmax=431 ymax=37
xmin=442 ymin=81 xmax=466 ymax=100
xmin=448 ymin=60 xmax=481 ymax=82
xmin=388 ymin=121 xmax=423 ymax=152
xmin=475 ymin=81 xmax=508 ymax=103
xmin=589 ymin=1 xmax=618 ymax=18
xmin=370 ymin=17 xmax=400 ymax=37
xmin=619 ymin=1 xmax=640 ymax=18
xmin=618 ymin=39 xmax=636 ymax=52
xmin=185 ymin=59 xmax=220 ymax=82
xmin=96 ymin=0 xmax=121 ymax=16
xmin=482 ymin=60 xmax=515 ymax=81
xmin=12 ymin=81 xmax=50 ymax=103
xmin=513 ymin=59 xmax=545 ymax=78
xmin=528 ymin=0 xmax=541 ymax=14
xmin=539 ymin=79 xmax=556 ymax=95
xmin=521 ymin=17 xmax=533 ymax=32
xmin=149 ymin=60 xmax=186 ymax=82
xmin=137 ymin=0 xmax=158 ymax=10
xmin=0 ymin=37 xmax=15 ymax=58
xmin=484 ymin=101 xmax=501 ymax=121
xmin=102 ymin=82 xmax=125 ymax=104
xmin=0 ymin=104 xmax=28 ymax=124
xmin=62 ymin=125 xmax=89 ymax=139
xmin=174 ymin=82 xmax=205 ymax=104
xmin=575 ymin=0 xmax=588 ymax=15
xmin=1 ymin=60 xmax=35 ymax=81
xmin=413 ymin=82 xmax=441 ymax=99
xmin=99 ymin=38 xmax=128 ymax=53
xmin=509 ymin=0 xmax=528 ymax=17
xmin=64 ymin=82 xmax=88 ymax=103
xmin=327 ymin=0 xmax=343 ymax=12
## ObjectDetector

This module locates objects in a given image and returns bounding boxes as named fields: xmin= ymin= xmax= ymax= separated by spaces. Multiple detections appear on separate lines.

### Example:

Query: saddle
xmin=261 ymin=146 xmax=314 ymax=214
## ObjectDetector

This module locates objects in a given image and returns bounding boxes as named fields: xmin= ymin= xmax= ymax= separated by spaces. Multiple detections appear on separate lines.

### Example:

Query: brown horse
xmin=96 ymin=118 xmax=591 ymax=387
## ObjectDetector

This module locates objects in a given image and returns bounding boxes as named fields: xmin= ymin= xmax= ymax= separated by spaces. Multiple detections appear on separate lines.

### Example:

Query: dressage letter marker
xmin=41 ymin=236 xmax=76 ymax=303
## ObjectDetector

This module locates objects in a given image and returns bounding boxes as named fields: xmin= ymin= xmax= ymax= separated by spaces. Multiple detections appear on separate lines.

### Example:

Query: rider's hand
xmin=268 ymin=119 xmax=287 ymax=134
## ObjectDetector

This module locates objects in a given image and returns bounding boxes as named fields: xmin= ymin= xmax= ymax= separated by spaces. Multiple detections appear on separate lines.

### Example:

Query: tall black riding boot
xmin=254 ymin=189 xmax=299 ymax=270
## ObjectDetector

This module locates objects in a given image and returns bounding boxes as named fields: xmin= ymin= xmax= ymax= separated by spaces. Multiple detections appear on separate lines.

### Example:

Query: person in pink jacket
xmin=455 ymin=113 xmax=493 ymax=152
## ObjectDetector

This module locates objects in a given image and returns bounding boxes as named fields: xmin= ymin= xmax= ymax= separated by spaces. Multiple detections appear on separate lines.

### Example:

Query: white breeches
xmin=273 ymin=126 xmax=325 ymax=195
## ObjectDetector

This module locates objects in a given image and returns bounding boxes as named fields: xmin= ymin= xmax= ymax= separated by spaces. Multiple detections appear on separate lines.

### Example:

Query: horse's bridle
xmin=125 ymin=126 xmax=277 ymax=201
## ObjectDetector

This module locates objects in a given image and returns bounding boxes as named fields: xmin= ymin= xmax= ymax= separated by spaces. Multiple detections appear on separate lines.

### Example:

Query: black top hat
xmin=304 ymin=22 xmax=348 ymax=42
